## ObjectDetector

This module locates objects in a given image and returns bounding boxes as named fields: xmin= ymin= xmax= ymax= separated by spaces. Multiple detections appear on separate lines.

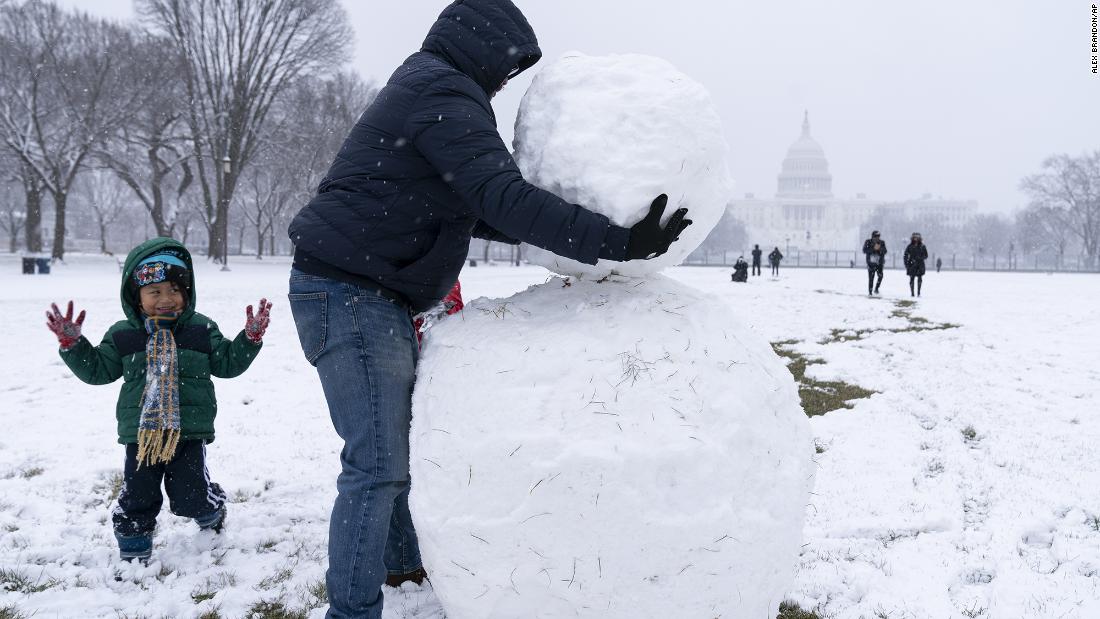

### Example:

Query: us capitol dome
xmin=726 ymin=112 xmax=976 ymax=253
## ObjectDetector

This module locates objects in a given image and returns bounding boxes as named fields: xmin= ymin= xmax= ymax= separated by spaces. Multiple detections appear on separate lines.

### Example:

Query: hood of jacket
xmin=120 ymin=237 xmax=197 ymax=325
xmin=421 ymin=0 xmax=542 ymax=95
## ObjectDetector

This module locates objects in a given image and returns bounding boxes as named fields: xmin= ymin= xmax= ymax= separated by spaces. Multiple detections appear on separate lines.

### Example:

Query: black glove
xmin=625 ymin=194 xmax=692 ymax=260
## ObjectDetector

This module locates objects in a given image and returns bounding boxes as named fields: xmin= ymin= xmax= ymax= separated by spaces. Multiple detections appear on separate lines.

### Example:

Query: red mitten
xmin=441 ymin=281 xmax=464 ymax=315
xmin=244 ymin=298 xmax=272 ymax=344
xmin=46 ymin=301 xmax=85 ymax=351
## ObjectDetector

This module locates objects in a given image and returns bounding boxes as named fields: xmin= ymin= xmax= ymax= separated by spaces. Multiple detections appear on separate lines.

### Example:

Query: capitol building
xmin=727 ymin=113 xmax=977 ymax=251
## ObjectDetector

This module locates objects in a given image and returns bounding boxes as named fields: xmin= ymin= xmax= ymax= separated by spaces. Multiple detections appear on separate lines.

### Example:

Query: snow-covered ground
xmin=1 ymin=254 xmax=1098 ymax=618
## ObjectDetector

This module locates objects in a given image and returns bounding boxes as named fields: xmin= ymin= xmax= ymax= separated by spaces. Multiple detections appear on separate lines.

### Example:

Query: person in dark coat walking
xmin=862 ymin=230 xmax=887 ymax=295
xmin=751 ymin=244 xmax=762 ymax=276
xmin=768 ymin=247 xmax=783 ymax=276
xmin=285 ymin=1 xmax=692 ymax=616
xmin=904 ymin=232 xmax=929 ymax=296
xmin=936 ymin=256 xmax=942 ymax=273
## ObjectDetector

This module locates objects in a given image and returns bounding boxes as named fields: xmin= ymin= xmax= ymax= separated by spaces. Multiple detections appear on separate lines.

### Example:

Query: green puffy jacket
xmin=60 ymin=237 xmax=262 ymax=444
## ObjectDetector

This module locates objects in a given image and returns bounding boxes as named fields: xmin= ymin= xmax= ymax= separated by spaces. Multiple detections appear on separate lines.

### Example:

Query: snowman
xmin=410 ymin=53 xmax=815 ymax=619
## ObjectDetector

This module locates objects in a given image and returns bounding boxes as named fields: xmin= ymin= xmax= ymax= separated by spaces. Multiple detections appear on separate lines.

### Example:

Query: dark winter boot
xmin=117 ymin=533 xmax=153 ymax=563
xmin=197 ymin=505 xmax=227 ymax=534
xmin=385 ymin=567 xmax=428 ymax=587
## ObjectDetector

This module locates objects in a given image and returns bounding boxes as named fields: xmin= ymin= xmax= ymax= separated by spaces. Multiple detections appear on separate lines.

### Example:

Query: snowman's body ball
xmin=410 ymin=276 xmax=815 ymax=618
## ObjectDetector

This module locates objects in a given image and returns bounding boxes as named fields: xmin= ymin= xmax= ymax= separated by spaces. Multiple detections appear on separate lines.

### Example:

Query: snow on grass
xmin=1 ymin=254 xmax=1098 ymax=618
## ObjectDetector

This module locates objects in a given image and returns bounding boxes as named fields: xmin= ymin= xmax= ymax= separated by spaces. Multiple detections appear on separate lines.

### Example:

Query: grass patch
xmin=0 ymin=567 xmax=60 ymax=594
xmin=302 ymin=579 xmax=328 ymax=609
xmin=244 ymin=599 xmax=307 ymax=619
xmin=89 ymin=470 xmax=124 ymax=507
xmin=257 ymin=566 xmax=294 ymax=591
xmin=772 ymin=342 xmax=875 ymax=417
xmin=197 ymin=611 xmax=224 ymax=619
xmin=821 ymin=300 xmax=959 ymax=344
xmin=19 ymin=467 xmax=44 ymax=480
xmin=778 ymin=600 xmax=823 ymax=618
xmin=0 ymin=604 xmax=28 ymax=619
xmin=190 ymin=571 xmax=238 ymax=603
xmin=961 ymin=425 xmax=978 ymax=443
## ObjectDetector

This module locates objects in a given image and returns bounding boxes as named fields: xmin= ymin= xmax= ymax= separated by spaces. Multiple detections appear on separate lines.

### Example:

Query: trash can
xmin=22 ymin=257 xmax=36 ymax=274
xmin=35 ymin=257 xmax=51 ymax=274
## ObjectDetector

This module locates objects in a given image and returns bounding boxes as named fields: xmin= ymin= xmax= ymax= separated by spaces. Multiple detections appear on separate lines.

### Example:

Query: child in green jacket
xmin=45 ymin=237 xmax=272 ymax=562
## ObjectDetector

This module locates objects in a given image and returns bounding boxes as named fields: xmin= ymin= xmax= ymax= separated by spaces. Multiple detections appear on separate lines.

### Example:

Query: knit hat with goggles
xmin=131 ymin=252 xmax=190 ymax=293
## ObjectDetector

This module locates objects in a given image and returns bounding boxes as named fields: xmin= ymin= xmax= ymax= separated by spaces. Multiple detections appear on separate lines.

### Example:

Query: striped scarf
xmin=136 ymin=314 xmax=181 ymax=467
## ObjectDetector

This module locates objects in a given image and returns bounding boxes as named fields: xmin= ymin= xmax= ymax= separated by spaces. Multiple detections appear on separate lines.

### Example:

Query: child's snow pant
xmin=112 ymin=440 xmax=227 ymax=559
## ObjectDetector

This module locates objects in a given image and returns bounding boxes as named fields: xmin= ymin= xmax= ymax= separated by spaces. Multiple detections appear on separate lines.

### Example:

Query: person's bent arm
xmin=407 ymin=78 xmax=629 ymax=264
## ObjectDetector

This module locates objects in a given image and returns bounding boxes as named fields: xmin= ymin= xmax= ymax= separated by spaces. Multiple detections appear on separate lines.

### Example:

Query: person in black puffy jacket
xmin=903 ymin=232 xmax=929 ymax=296
xmin=286 ymin=1 xmax=693 ymax=616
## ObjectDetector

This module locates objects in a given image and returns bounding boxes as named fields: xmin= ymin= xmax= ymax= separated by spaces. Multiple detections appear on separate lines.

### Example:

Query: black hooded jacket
xmin=863 ymin=238 xmax=887 ymax=268
xmin=288 ymin=0 xmax=631 ymax=311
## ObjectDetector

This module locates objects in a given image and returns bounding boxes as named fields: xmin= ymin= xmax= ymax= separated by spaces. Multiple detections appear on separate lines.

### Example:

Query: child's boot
xmin=116 ymin=533 xmax=152 ymax=563
xmin=197 ymin=505 xmax=227 ymax=534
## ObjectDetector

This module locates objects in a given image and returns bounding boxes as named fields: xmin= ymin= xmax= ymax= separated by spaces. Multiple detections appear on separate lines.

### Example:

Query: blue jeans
xmin=288 ymin=269 xmax=422 ymax=619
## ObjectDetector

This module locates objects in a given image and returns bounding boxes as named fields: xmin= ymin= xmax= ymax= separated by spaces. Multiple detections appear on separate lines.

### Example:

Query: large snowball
xmin=513 ymin=53 xmax=734 ymax=278
xmin=410 ymin=276 xmax=814 ymax=618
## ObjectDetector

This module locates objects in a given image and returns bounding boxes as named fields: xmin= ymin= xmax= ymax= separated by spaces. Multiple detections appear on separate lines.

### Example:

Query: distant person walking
xmin=862 ymin=230 xmax=887 ymax=295
xmin=904 ymin=232 xmax=928 ymax=297
xmin=768 ymin=247 xmax=783 ymax=276
xmin=751 ymin=244 xmax=762 ymax=276
xmin=936 ymin=256 xmax=942 ymax=273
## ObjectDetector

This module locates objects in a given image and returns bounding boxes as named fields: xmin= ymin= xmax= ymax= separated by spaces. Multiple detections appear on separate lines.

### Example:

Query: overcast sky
xmin=60 ymin=0 xmax=1100 ymax=213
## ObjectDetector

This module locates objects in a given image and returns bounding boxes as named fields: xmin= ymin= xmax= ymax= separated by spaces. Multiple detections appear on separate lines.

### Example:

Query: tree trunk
xmin=22 ymin=166 xmax=43 ymax=253
xmin=51 ymin=190 xmax=67 ymax=260
xmin=98 ymin=220 xmax=109 ymax=254
xmin=209 ymin=200 xmax=227 ymax=264
xmin=256 ymin=223 xmax=264 ymax=259
xmin=483 ymin=240 xmax=490 ymax=263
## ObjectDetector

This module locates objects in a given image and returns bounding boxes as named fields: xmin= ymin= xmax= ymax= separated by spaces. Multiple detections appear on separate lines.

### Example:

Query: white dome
xmin=776 ymin=111 xmax=833 ymax=199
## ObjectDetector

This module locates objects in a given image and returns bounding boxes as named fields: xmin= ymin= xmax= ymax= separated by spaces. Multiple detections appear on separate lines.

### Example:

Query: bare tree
xmin=80 ymin=170 xmax=127 ymax=254
xmin=1015 ymin=204 xmax=1073 ymax=266
xmin=963 ymin=213 xmax=1013 ymax=256
xmin=0 ymin=174 xmax=24 ymax=253
xmin=241 ymin=71 xmax=376 ymax=258
xmin=95 ymin=33 xmax=192 ymax=238
xmin=0 ymin=2 xmax=143 ymax=259
xmin=1020 ymin=151 xmax=1100 ymax=267
xmin=698 ymin=207 xmax=748 ymax=260
xmin=138 ymin=0 xmax=351 ymax=264
xmin=239 ymin=165 xmax=289 ymax=258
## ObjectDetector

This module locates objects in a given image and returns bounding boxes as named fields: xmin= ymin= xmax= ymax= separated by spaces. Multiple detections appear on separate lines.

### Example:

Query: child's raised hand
xmin=46 ymin=301 xmax=85 ymax=351
xmin=244 ymin=298 xmax=273 ymax=344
